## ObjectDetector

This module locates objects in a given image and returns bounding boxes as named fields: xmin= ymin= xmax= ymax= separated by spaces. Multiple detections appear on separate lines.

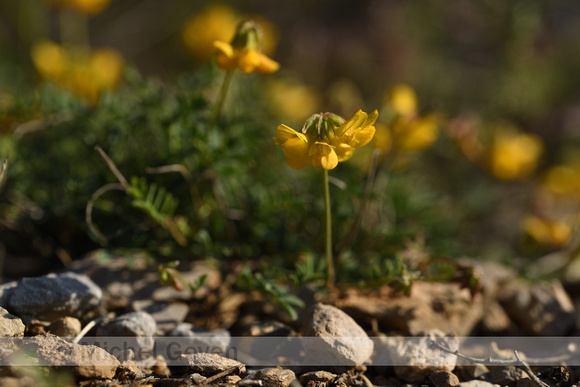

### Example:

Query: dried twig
xmin=85 ymin=183 xmax=125 ymax=244
xmin=203 ymin=365 xmax=244 ymax=385
xmin=73 ymin=312 xmax=115 ymax=344
xmin=94 ymin=145 xmax=130 ymax=193
xmin=428 ymin=339 xmax=550 ymax=387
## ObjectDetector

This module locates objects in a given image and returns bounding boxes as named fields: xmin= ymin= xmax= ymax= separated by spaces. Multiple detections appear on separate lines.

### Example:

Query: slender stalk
xmin=323 ymin=169 xmax=334 ymax=288
xmin=211 ymin=70 xmax=234 ymax=127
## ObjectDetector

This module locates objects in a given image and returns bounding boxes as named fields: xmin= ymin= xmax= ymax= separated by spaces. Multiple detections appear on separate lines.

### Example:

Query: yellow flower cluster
xmin=523 ymin=215 xmax=572 ymax=248
xmin=31 ymin=40 xmax=123 ymax=103
xmin=44 ymin=0 xmax=112 ymax=14
xmin=213 ymin=41 xmax=279 ymax=74
xmin=212 ymin=20 xmax=279 ymax=74
xmin=374 ymin=84 xmax=441 ymax=155
xmin=273 ymin=110 xmax=377 ymax=170
xmin=543 ymin=164 xmax=580 ymax=197
xmin=182 ymin=3 xmax=278 ymax=62
xmin=488 ymin=130 xmax=543 ymax=180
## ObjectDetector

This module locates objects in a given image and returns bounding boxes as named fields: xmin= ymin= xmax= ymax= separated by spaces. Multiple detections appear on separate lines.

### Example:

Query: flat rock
xmin=0 ymin=307 xmax=25 ymax=337
xmin=302 ymin=303 xmax=374 ymax=366
xmin=179 ymin=352 xmax=245 ymax=375
xmin=97 ymin=311 xmax=157 ymax=355
xmin=387 ymin=330 xmax=458 ymax=383
xmin=8 ymin=335 xmax=119 ymax=379
xmin=2 ymin=272 xmax=102 ymax=321
xmin=501 ymin=280 xmax=576 ymax=335
xmin=334 ymin=282 xmax=484 ymax=336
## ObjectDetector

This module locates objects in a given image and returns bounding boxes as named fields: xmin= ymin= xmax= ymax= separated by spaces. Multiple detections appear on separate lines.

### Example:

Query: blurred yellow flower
xmin=44 ymin=0 xmax=112 ymax=14
xmin=31 ymin=40 xmax=123 ymax=103
xmin=212 ymin=19 xmax=279 ymax=74
xmin=392 ymin=113 xmax=440 ymax=152
xmin=488 ymin=131 xmax=543 ymax=180
xmin=213 ymin=42 xmax=279 ymax=74
xmin=387 ymin=84 xmax=417 ymax=118
xmin=274 ymin=110 xmax=378 ymax=170
xmin=183 ymin=3 xmax=237 ymax=61
xmin=267 ymin=79 xmax=320 ymax=123
xmin=380 ymin=84 xmax=441 ymax=153
xmin=183 ymin=3 xmax=278 ymax=62
xmin=543 ymin=165 xmax=580 ymax=197
xmin=523 ymin=215 xmax=572 ymax=247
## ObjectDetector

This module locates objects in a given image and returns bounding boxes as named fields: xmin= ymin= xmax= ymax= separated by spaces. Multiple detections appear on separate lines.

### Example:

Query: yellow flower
xmin=182 ymin=4 xmax=278 ymax=62
xmin=523 ymin=216 xmax=572 ymax=247
xmin=273 ymin=110 xmax=377 ymax=170
xmin=213 ymin=19 xmax=279 ymax=74
xmin=392 ymin=113 xmax=440 ymax=152
xmin=543 ymin=165 xmax=580 ymax=197
xmin=31 ymin=40 xmax=123 ymax=103
xmin=183 ymin=3 xmax=238 ymax=61
xmin=273 ymin=124 xmax=311 ymax=169
xmin=381 ymin=84 xmax=441 ymax=153
xmin=488 ymin=131 xmax=543 ymax=180
xmin=44 ymin=0 xmax=111 ymax=14
xmin=213 ymin=42 xmax=279 ymax=74
xmin=387 ymin=84 xmax=418 ymax=118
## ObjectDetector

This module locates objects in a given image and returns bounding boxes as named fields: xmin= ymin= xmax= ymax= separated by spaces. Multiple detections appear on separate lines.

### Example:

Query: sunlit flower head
xmin=31 ymin=40 xmax=123 ymax=103
xmin=44 ymin=0 xmax=112 ymax=14
xmin=488 ymin=130 xmax=543 ymax=180
xmin=273 ymin=110 xmax=378 ymax=170
xmin=213 ymin=20 xmax=279 ymax=74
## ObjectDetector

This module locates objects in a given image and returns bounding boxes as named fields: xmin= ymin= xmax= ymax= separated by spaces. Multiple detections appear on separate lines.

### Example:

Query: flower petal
xmin=256 ymin=52 xmax=280 ymax=74
xmin=311 ymin=142 xmax=338 ymax=170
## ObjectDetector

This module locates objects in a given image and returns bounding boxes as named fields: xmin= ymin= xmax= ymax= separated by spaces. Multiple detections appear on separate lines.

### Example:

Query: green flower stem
xmin=211 ymin=70 xmax=234 ymax=128
xmin=323 ymin=169 xmax=335 ymax=288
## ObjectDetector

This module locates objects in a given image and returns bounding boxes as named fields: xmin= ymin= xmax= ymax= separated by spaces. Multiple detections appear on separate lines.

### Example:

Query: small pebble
xmin=49 ymin=316 xmax=82 ymax=338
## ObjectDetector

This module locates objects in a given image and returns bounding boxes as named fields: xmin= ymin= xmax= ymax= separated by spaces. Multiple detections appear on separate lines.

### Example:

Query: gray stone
xmin=387 ymin=330 xmax=458 ymax=383
xmin=302 ymin=303 xmax=373 ymax=366
xmin=502 ymin=280 xmax=576 ymax=335
xmin=178 ymin=352 xmax=245 ymax=375
xmin=96 ymin=311 xmax=156 ymax=355
xmin=430 ymin=371 xmax=460 ymax=387
xmin=170 ymin=322 xmax=231 ymax=354
xmin=132 ymin=300 xmax=189 ymax=334
xmin=0 ymin=307 xmax=25 ymax=337
xmin=3 ymin=273 xmax=102 ymax=321
xmin=49 ymin=316 xmax=82 ymax=338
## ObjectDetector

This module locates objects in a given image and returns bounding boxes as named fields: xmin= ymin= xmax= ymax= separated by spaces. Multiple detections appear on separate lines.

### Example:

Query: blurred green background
xmin=1 ymin=0 xmax=580 ymax=289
